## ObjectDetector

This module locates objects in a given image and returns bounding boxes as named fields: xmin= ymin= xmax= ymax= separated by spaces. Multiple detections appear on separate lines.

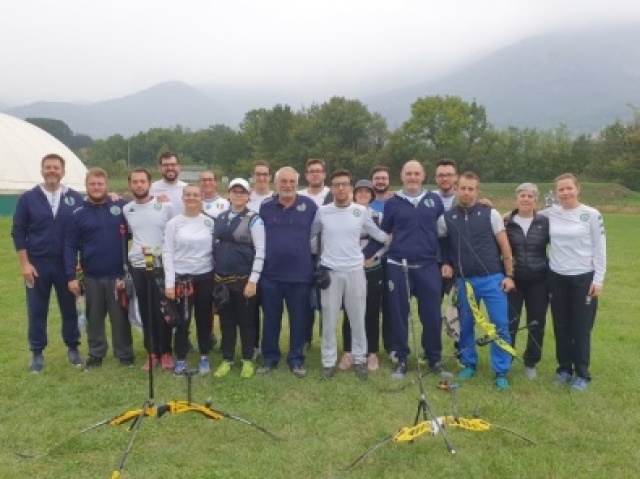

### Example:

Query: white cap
xmin=228 ymin=178 xmax=250 ymax=192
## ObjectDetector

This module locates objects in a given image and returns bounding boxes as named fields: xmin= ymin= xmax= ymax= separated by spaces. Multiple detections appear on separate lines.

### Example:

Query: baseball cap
xmin=228 ymin=178 xmax=250 ymax=192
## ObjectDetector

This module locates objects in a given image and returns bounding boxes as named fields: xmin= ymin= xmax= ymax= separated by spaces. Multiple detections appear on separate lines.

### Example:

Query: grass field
xmin=0 ymin=214 xmax=638 ymax=479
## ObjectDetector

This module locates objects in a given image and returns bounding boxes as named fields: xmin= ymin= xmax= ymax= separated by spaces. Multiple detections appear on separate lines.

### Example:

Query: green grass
xmin=1 ymin=215 xmax=639 ymax=478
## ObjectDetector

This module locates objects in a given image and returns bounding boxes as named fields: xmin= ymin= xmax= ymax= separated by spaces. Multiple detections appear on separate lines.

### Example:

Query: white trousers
xmin=321 ymin=268 xmax=367 ymax=367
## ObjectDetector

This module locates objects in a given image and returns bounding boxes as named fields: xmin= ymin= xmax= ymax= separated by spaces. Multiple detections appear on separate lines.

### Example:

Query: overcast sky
xmin=2 ymin=0 xmax=640 ymax=105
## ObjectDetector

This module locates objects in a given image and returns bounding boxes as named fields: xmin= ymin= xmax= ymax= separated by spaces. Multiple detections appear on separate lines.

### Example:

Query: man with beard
xmin=258 ymin=167 xmax=318 ymax=378
xmin=65 ymin=168 xmax=134 ymax=369
xmin=12 ymin=153 xmax=85 ymax=372
xmin=150 ymin=151 xmax=187 ymax=214
xmin=298 ymin=158 xmax=333 ymax=206
xmin=248 ymin=161 xmax=274 ymax=212
xmin=199 ymin=170 xmax=229 ymax=218
xmin=123 ymin=168 xmax=176 ymax=371
xmin=434 ymin=159 xmax=458 ymax=211
xmin=312 ymin=170 xmax=388 ymax=380
xmin=370 ymin=165 xmax=393 ymax=213
xmin=382 ymin=160 xmax=449 ymax=379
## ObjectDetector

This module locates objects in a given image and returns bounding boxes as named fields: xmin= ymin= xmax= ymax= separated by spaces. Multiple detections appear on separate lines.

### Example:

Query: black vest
xmin=505 ymin=211 xmax=549 ymax=282
xmin=444 ymin=203 xmax=503 ymax=278
xmin=213 ymin=209 xmax=255 ymax=276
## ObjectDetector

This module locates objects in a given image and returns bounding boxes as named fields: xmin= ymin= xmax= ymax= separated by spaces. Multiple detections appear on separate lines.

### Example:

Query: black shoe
xmin=29 ymin=354 xmax=44 ymax=373
xmin=291 ymin=365 xmax=307 ymax=379
xmin=85 ymin=355 xmax=103 ymax=369
xmin=257 ymin=363 xmax=277 ymax=375
xmin=68 ymin=349 xmax=83 ymax=368
xmin=429 ymin=362 xmax=453 ymax=379
xmin=119 ymin=357 xmax=135 ymax=368
xmin=354 ymin=363 xmax=368 ymax=381
xmin=321 ymin=366 xmax=335 ymax=379
xmin=391 ymin=362 xmax=408 ymax=380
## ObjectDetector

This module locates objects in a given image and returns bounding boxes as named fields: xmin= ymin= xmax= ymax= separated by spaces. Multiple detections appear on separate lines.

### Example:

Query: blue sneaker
xmin=199 ymin=357 xmax=210 ymax=375
xmin=495 ymin=374 xmax=509 ymax=390
xmin=571 ymin=377 xmax=589 ymax=391
xmin=174 ymin=360 xmax=187 ymax=377
xmin=555 ymin=371 xmax=573 ymax=385
xmin=458 ymin=366 xmax=476 ymax=380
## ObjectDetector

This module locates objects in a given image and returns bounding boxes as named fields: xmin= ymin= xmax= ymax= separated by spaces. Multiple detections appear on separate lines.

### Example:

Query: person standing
xmin=65 ymin=168 xmax=134 ymax=368
xmin=339 ymin=180 xmax=387 ymax=372
xmin=150 ymin=151 xmax=187 ymax=214
xmin=381 ymin=160 xmax=448 ymax=379
xmin=368 ymin=165 xmax=394 ymax=358
xmin=258 ymin=167 xmax=318 ymax=378
xmin=247 ymin=160 xmax=274 ymax=357
xmin=298 ymin=158 xmax=333 ymax=348
xmin=313 ymin=173 xmax=388 ymax=380
xmin=504 ymin=183 xmax=550 ymax=380
xmin=248 ymin=161 xmax=274 ymax=212
xmin=212 ymin=178 xmax=265 ymax=378
xmin=541 ymin=173 xmax=606 ymax=391
xmin=123 ymin=168 xmax=176 ymax=371
xmin=12 ymin=153 xmax=84 ymax=372
xmin=163 ymin=185 xmax=215 ymax=375
xmin=439 ymin=172 xmax=515 ymax=390
xmin=199 ymin=170 xmax=229 ymax=218
xmin=433 ymin=159 xmax=458 ymax=211
xmin=369 ymin=165 xmax=393 ymax=214
xmin=298 ymin=158 xmax=333 ymax=206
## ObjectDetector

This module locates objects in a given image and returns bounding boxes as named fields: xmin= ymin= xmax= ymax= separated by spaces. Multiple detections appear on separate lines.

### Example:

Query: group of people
xmin=12 ymin=152 xmax=606 ymax=391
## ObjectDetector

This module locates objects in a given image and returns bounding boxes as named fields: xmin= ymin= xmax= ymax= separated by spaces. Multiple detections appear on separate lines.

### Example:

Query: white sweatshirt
xmin=540 ymin=204 xmax=606 ymax=285
xmin=123 ymin=198 xmax=175 ymax=268
xmin=162 ymin=214 xmax=214 ymax=288
xmin=311 ymin=202 xmax=388 ymax=271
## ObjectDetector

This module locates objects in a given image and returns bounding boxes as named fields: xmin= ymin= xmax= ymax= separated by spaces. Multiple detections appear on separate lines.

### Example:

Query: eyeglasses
xmin=331 ymin=182 xmax=351 ymax=188
xmin=436 ymin=173 xmax=455 ymax=178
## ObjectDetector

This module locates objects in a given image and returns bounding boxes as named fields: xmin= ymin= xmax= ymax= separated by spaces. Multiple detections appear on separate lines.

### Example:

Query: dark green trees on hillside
xmin=79 ymin=96 xmax=640 ymax=190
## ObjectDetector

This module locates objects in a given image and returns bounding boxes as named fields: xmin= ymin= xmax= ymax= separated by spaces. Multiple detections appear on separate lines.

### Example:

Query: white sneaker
xmin=524 ymin=366 xmax=537 ymax=380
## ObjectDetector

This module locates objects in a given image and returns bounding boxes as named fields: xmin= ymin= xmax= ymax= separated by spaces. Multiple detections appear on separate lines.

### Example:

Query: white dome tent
xmin=0 ymin=113 xmax=87 ymax=215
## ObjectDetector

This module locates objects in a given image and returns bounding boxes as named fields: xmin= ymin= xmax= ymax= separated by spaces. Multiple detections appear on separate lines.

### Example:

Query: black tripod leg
xmin=111 ymin=399 xmax=152 ymax=479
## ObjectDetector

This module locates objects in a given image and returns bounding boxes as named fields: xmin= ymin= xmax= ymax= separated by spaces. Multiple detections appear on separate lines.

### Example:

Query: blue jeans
xmin=259 ymin=277 xmax=311 ymax=368
xmin=457 ymin=274 xmax=512 ymax=375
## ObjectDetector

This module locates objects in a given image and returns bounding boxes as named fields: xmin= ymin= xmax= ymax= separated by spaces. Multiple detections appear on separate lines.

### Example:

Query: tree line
xmin=28 ymin=95 xmax=640 ymax=190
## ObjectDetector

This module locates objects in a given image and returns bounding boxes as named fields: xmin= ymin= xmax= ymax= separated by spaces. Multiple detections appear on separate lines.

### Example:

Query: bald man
xmin=380 ymin=160 xmax=449 ymax=379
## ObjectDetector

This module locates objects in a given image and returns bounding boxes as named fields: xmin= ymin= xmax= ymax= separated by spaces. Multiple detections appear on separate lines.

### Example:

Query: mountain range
xmin=4 ymin=24 xmax=640 ymax=138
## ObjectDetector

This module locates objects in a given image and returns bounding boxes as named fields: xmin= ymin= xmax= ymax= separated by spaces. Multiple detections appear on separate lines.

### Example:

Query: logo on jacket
xmin=424 ymin=198 xmax=434 ymax=207
xmin=353 ymin=209 xmax=361 ymax=217
xmin=110 ymin=206 xmax=122 ymax=215
xmin=297 ymin=203 xmax=307 ymax=212
xmin=204 ymin=219 xmax=213 ymax=228
xmin=63 ymin=196 xmax=75 ymax=206
xmin=154 ymin=203 xmax=162 ymax=210
xmin=580 ymin=213 xmax=589 ymax=222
